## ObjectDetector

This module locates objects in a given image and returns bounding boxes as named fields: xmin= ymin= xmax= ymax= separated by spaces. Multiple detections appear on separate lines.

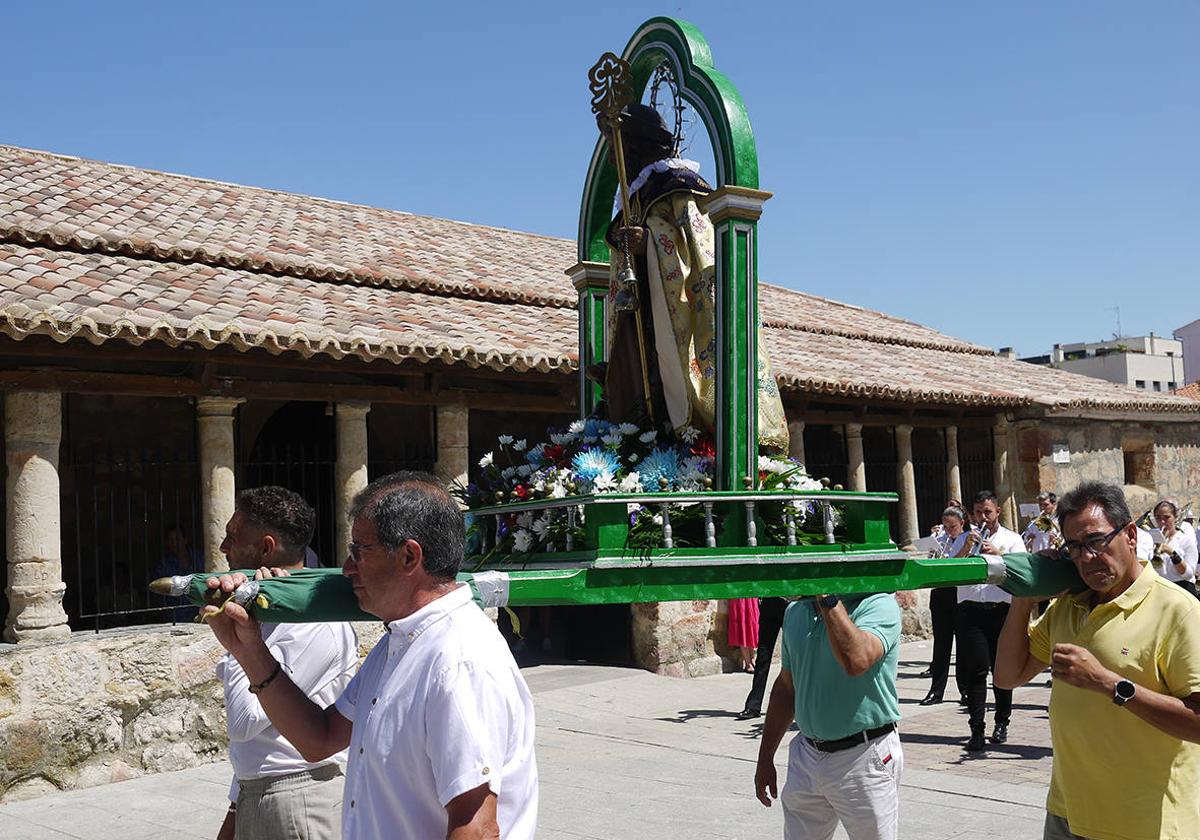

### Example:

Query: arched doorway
xmin=239 ymin=401 xmax=336 ymax=566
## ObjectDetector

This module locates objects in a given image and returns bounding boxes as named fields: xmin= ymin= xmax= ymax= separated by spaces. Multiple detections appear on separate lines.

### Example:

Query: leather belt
xmin=808 ymin=722 xmax=896 ymax=753
xmin=962 ymin=600 xmax=1007 ymax=609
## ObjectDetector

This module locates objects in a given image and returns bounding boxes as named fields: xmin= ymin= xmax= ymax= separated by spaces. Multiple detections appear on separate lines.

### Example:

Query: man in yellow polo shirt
xmin=996 ymin=480 xmax=1200 ymax=840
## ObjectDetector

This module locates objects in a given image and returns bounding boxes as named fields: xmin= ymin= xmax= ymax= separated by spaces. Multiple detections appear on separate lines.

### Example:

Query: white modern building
xmin=1174 ymin=319 xmax=1200 ymax=388
xmin=1021 ymin=334 xmax=1186 ymax=393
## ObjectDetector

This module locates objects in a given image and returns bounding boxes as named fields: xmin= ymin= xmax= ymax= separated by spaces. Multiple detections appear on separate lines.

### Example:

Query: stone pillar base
xmin=631 ymin=601 xmax=724 ymax=678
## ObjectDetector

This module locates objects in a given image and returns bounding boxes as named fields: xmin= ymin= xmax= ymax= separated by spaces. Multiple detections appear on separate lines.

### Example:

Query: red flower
xmin=545 ymin=444 xmax=566 ymax=463
xmin=514 ymin=484 xmax=530 ymax=500
xmin=690 ymin=438 xmax=716 ymax=459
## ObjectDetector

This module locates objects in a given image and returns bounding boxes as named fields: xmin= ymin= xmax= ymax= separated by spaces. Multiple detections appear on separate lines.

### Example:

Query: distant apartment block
xmin=1174 ymin=318 xmax=1200 ymax=387
xmin=1019 ymin=334 xmax=1186 ymax=392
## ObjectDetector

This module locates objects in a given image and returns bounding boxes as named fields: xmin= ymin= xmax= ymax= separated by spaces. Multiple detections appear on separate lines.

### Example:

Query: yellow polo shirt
xmin=1030 ymin=566 xmax=1200 ymax=840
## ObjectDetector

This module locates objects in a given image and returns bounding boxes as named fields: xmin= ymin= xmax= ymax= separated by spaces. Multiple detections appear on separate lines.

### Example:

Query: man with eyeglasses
xmin=204 ymin=473 xmax=538 ymax=840
xmin=996 ymin=481 xmax=1200 ymax=840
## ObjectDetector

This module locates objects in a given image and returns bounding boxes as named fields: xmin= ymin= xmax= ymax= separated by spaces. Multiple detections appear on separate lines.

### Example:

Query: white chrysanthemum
xmin=501 ymin=466 xmax=518 ymax=480
xmin=550 ymin=432 xmax=574 ymax=446
xmin=516 ymin=464 xmax=533 ymax=477
xmin=549 ymin=482 xmax=568 ymax=499
xmin=516 ymin=511 xmax=534 ymax=529
xmin=601 ymin=432 xmax=623 ymax=446
xmin=513 ymin=529 xmax=533 ymax=552
xmin=513 ymin=439 xmax=527 ymax=452
xmin=531 ymin=513 xmax=551 ymax=538
xmin=568 ymin=419 xmax=586 ymax=434
xmin=593 ymin=473 xmax=618 ymax=493
xmin=639 ymin=430 xmax=658 ymax=444
xmin=498 ymin=434 xmax=514 ymax=445
xmin=618 ymin=472 xmax=643 ymax=493
xmin=479 ymin=452 xmax=494 ymax=468
xmin=618 ymin=423 xmax=639 ymax=435
xmin=678 ymin=425 xmax=701 ymax=443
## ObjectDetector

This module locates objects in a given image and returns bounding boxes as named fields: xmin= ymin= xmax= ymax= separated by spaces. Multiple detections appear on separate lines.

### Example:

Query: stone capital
xmin=196 ymin=396 xmax=244 ymax=418
xmin=845 ymin=422 xmax=863 ymax=439
xmin=335 ymin=400 xmax=372 ymax=420
xmin=894 ymin=423 xmax=914 ymax=439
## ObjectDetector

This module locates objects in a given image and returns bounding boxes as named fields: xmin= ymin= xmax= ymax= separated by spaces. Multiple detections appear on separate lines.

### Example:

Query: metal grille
xmin=802 ymin=424 xmax=848 ymax=489
xmin=242 ymin=441 xmax=337 ymax=567
xmin=61 ymin=448 xmax=203 ymax=630
xmin=368 ymin=441 xmax=436 ymax=481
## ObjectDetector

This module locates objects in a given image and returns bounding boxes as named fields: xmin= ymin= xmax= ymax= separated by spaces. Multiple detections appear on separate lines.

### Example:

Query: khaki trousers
xmin=235 ymin=763 xmax=343 ymax=840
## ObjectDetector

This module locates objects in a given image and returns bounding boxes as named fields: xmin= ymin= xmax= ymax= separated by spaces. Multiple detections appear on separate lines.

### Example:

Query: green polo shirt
xmin=780 ymin=594 xmax=902 ymax=741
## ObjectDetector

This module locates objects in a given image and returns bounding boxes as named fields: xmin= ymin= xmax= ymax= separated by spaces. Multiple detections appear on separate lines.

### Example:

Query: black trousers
xmin=956 ymin=600 xmax=1012 ymax=729
xmin=742 ymin=597 xmax=788 ymax=713
xmin=926 ymin=587 xmax=960 ymax=696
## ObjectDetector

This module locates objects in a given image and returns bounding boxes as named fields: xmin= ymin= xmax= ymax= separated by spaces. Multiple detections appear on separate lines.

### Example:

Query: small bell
xmin=613 ymin=263 xmax=639 ymax=312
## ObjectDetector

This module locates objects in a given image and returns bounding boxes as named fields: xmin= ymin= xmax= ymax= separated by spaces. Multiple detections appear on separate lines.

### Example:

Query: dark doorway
xmin=803 ymin=424 xmax=848 ymax=488
xmin=239 ymin=401 xmax=336 ymax=566
xmin=912 ymin=427 xmax=948 ymax=534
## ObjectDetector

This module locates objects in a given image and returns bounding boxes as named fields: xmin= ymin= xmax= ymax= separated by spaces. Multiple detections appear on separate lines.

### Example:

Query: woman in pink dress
xmin=727 ymin=598 xmax=760 ymax=672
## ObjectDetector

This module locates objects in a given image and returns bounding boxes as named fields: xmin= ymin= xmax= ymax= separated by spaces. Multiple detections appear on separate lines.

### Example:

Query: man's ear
xmin=396 ymin=539 xmax=424 ymax=574
xmin=260 ymin=533 xmax=277 ymax=560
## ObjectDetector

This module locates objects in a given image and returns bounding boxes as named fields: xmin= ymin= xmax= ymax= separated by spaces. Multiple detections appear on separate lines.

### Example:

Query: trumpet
xmin=1031 ymin=513 xmax=1064 ymax=550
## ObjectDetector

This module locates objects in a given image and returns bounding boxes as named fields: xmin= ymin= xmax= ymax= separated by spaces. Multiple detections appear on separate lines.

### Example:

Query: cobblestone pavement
xmin=0 ymin=639 xmax=1053 ymax=839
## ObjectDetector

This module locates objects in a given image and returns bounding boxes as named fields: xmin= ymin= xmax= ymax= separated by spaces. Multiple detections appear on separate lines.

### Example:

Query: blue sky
xmin=4 ymin=1 xmax=1197 ymax=356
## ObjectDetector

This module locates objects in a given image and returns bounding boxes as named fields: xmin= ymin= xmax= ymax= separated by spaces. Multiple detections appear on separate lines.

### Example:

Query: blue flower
xmin=639 ymin=448 xmax=680 ymax=490
xmin=583 ymin=418 xmax=613 ymax=440
xmin=572 ymin=447 xmax=620 ymax=481
xmin=525 ymin=443 xmax=547 ymax=465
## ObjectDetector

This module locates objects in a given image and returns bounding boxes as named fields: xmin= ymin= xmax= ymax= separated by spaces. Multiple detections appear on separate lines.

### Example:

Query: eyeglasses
xmin=1060 ymin=525 xmax=1126 ymax=560
xmin=347 ymin=541 xmax=383 ymax=561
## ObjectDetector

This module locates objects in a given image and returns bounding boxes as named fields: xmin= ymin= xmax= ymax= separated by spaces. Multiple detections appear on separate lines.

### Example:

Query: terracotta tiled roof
xmin=1 ymin=145 xmax=1196 ymax=415
xmin=1175 ymin=382 xmax=1200 ymax=400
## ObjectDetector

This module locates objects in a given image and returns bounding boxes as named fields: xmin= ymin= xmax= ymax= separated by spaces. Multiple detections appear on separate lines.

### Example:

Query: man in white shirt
xmin=956 ymin=491 xmax=1026 ymax=752
xmin=215 ymin=487 xmax=358 ymax=840
xmin=204 ymin=472 xmax=538 ymax=840
xmin=1021 ymin=491 xmax=1060 ymax=553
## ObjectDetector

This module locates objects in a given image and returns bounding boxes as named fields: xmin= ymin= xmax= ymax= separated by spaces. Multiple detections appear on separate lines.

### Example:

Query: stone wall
xmin=0 ymin=621 xmax=385 ymax=803
xmin=1016 ymin=418 xmax=1200 ymax=514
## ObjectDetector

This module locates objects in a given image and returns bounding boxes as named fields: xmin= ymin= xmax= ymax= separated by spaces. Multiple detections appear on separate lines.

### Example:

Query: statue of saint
xmin=593 ymin=103 xmax=788 ymax=453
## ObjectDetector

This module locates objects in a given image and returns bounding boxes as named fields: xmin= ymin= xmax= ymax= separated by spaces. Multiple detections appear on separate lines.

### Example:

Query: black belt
xmin=962 ymin=600 xmax=1007 ymax=609
xmin=808 ymin=722 xmax=896 ymax=753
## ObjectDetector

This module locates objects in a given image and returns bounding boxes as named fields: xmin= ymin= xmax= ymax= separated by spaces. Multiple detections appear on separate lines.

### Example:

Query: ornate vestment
xmin=605 ymin=160 xmax=788 ymax=453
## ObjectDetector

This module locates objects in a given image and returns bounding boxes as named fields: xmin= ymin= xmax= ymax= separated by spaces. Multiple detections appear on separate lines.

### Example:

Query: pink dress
xmin=727 ymin=598 xmax=760 ymax=648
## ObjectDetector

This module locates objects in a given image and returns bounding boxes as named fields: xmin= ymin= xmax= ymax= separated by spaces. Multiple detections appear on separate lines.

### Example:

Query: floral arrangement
xmin=456 ymin=419 xmax=837 ymax=557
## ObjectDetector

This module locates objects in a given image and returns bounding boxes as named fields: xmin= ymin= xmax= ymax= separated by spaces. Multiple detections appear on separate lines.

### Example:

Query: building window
xmin=1135 ymin=380 xmax=1146 ymax=389
xmin=1123 ymin=440 xmax=1155 ymax=491
xmin=1153 ymin=381 xmax=1162 ymax=392
xmin=1169 ymin=381 xmax=1178 ymax=390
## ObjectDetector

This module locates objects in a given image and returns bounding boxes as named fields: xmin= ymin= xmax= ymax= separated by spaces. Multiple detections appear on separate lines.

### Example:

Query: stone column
xmin=993 ymin=417 xmax=1015 ymax=529
xmin=895 ymin=424 xmax=919 ymax=547
xmin=787 ymin=420 xmax=806 ymax=465
xmin=435 ymin=403 xmax=470 ymax=492
xmin=4 ymin=391 xmax=70 ymax=642
xmin=197 ymin=397 xmax=242 ymax=573
xmin=945 ymin=425 xmax=963 ymax=505
xmin=845 ymin=423 xmax=866 ymax=492
xmin=335 ymin=401 xmax=371 ymax=565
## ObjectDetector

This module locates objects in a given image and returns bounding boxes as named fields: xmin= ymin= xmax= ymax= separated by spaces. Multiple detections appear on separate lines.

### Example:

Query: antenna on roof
xmin=1106 ymin=305 xmax=1122 ymax=340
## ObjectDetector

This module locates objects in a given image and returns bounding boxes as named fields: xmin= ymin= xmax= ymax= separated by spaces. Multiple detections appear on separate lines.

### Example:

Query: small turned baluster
xmin=785 ymin=507 xmax=797 ymax=546
xmin=823 ymin=503 xmax=836 ymax=544
xmin=657 ymin=477 xmax=673 ymax=549
xmin=704 ymin=502 xmax=716 ymax=547
xmin=566 ymin=506 xmax=576 ymax=551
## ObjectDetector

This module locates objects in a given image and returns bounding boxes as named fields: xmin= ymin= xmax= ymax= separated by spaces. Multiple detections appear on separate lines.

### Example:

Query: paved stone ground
xmin=0 ymin=639 xmax=1053 ymax=839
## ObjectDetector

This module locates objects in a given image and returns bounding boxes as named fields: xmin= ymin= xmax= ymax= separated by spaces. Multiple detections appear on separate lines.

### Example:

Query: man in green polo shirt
xmin=754 ymin=591 xmax=902 ymax=840
xmin=997 ymin=481 xmax=1200 ymax=840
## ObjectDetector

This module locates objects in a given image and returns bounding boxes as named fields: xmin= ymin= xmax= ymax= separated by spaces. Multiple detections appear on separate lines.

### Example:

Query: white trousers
xmin=781 ymin=728 xmax=903 ymax=840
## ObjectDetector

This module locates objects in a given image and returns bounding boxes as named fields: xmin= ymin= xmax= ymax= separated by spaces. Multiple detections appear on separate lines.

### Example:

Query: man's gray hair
xmin=1036 ymin=491 xmax=1057 ymax=504
xmin=349 ymin=471 xmax=464 ymax=581
xmin=1056 ymin=481 xmax=1132 ymax=531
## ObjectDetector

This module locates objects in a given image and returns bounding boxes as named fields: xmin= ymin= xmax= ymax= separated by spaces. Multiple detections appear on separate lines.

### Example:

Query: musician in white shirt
xmin=1152 ymin=500 xmax=1199 ymax=597
xmin=956 ymin=491 xmax=1025 ymax=752
xmin=1021 ymin=491 xmax=1061 ymax=553
xmin=215 ymin=488 xmax=358 ymax=840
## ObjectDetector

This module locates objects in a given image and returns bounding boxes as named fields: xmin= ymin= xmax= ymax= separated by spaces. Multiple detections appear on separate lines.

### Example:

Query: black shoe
xmin=966 ymin=730 xmax=986 ymax=752
xmin=918 ymin=667 xmax=934 ymax=678
xmin=919 ymin=691 xmax=944 ymax=706
xmin=735 ymin=707 xmax=761 ymax=721
xmin=991 ymin=724 xmax=1008 ymax=744
xmin=958 ymin=695 xmax=969 ymax=707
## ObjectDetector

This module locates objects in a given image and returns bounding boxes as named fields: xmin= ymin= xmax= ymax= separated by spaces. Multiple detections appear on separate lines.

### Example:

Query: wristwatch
xmin=818 ymin=594 xmax=840 ymax=610
xmin=1113 ymin=678 xmax=1136 ymax=706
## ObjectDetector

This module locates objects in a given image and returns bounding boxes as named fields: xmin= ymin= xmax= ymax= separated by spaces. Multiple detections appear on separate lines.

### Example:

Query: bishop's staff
xmin=589 ymin=51 xmax=655 ymax=423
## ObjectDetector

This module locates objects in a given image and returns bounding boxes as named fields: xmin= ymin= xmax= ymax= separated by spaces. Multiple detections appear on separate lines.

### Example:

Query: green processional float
xmin=153 ymin=17 xmax=1081 ymax=620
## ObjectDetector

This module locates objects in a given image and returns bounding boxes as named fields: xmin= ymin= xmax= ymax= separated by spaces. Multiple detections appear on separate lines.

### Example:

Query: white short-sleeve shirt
xmin=957 ymin=525 xmax=1024 ymax=604
xmin=334 ymin=583 xmax=538 ymax=840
